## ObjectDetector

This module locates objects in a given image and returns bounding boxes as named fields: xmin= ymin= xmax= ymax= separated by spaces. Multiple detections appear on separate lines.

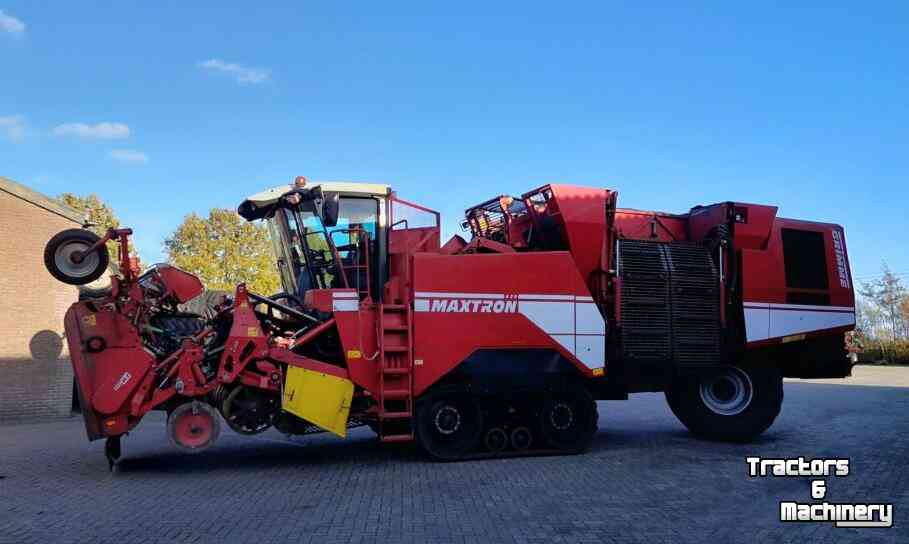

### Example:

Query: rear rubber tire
xmin=666 ymin=363 xmax=783 ymax=442
xmin=44 ymin=229 xmax=110 ymax=285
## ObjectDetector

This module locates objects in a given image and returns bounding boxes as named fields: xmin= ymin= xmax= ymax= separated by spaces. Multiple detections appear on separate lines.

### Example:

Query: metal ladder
xmin=377 ymin=303 xmax=414 ymax=442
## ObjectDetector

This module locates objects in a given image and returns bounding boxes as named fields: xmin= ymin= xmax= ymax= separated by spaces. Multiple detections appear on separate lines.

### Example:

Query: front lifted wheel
xmin=415 ymin=394 xmax=483 ymax=461
xmin=666 ymin=363 xmax=783 ymax=442
xmin=44 ymin=229 xmax=110 ymax=285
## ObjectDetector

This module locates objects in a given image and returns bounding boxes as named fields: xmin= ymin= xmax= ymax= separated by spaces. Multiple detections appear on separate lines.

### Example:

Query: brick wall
xmin=0 ymin=190 xmax=81 ymax=421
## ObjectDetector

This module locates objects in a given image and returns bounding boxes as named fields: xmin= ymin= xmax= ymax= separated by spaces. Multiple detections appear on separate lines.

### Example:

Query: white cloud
xmin=198 ymin=58 xmax=270 ymax=85
xmin=0 ymin=10 xmax=25 ymax=35
xmin=109 ymin=149 xmax=149 ymax=165
xmin=0 ymin=115 xmax=26 ymax=142
xmin=53 ymin=122 xmax=130 ymax=140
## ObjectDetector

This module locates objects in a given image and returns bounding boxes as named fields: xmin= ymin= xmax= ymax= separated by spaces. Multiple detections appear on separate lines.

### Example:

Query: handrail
xmin=248 ymin=292 xmax=320 ymax=324
xmin=329 ymin=227 xmax=372 ymax=301
xmin=390 ymin=195 xmax=440 ymax=223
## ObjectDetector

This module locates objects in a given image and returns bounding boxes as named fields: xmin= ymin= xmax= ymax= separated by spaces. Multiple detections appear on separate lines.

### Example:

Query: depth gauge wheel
xmin=43 ymin=229 xmax=110 ymax=285
xmin=415 ymin=394 xmax=483 ymax=461
xmin=167 ymin=401 xmax=221 ymax=453
xmin=665 ymin=363 xmax=783 ymax=442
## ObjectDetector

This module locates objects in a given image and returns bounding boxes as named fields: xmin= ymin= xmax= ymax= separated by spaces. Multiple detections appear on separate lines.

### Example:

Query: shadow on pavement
xmin=115 ymin=435 xmax=421 ymax=474
xmin=110 ymin=380 xmax=907 ymax=474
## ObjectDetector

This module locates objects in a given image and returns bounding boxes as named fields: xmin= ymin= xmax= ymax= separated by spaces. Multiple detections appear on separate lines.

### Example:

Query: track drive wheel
xmin=540 ymin=386 xmax=598 ymax=453
xmin=415 ymin=394 xmax=483 ymax=461
xmin=44 ymin=229 xmax=110 ymax=285
xmin=167 ymin=401 xmax=221 ymax=453
xmin=665 ymin=363 xmax=783 ymax=442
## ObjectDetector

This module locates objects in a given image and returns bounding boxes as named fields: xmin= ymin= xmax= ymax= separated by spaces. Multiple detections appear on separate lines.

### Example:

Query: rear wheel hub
xmin=699 ymin=367 xmax=753 ymax=416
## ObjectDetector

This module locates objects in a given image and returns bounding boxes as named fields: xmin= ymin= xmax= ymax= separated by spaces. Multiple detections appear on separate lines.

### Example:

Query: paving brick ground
xmin=1 ymin=370 xmax=907 ymax=544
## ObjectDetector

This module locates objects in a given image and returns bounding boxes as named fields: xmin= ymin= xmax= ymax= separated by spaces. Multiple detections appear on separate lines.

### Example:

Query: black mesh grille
xmin=619 ymin=240 xmax=721 ymax=367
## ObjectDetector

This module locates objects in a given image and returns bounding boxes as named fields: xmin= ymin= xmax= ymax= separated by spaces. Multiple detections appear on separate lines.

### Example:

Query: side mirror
xmin=321 ymin=192 xmax=340 ymax=227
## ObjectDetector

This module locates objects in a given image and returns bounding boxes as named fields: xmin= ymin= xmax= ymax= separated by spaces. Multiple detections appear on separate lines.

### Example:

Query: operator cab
xmin=239 ymin=178 xmax=391 ymax=305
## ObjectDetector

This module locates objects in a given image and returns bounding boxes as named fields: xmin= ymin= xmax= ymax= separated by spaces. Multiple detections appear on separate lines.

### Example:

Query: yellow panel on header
xmin=282 ymin=366 xmax=354 ymax=438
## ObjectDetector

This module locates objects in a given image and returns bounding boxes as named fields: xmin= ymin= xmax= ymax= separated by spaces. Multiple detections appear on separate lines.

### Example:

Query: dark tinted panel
xmin=781 ymin=229 xmax=829 ymax=290
xmin=785 ymin=291 xmax=831 ymax=305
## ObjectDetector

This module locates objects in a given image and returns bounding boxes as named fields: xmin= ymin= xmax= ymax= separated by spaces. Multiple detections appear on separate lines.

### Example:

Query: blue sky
xmin=1 ymin=2 xmax=907 ymax=285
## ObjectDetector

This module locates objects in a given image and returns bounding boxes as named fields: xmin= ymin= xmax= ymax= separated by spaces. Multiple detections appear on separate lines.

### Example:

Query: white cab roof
xmin=244 ymin=180 xmax=391 ymax=206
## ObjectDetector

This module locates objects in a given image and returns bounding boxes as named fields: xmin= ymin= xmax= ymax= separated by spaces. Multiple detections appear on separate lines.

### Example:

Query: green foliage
xmin=165 ymin=208 xmax=280 ymax=295
xmin=58 ymin=192 xmax=128 ymax=260
xmin=858 ymin=339 xmax=909 ymax=365
xmin=855 ymin=263 xmax=909 ymax=364
xmin=859 ymin=263 xmax=908 ymax=341
xmin=902 ymin=297 xmax=909 ymax=331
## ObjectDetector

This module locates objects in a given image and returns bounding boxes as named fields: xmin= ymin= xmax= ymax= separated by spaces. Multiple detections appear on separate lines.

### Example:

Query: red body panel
xmin=614 ymin=209 xmax=688 ymax=242
xmin=155 ymin=265 xmax=205 ymax=303
xmin=411 ymin=252 xmax=603 ymax=396
xmin=542 ymin=185 xmax=612 ymax=287
xmin=330 ymin=290 xmax=381 ymax=395
xmin=91 ymin=349 xmax=153 ymax=415
xmin=740 ymin=217 xmax=854 ymax=307
xmin=732 ymin=204 xmax=778 ymax=250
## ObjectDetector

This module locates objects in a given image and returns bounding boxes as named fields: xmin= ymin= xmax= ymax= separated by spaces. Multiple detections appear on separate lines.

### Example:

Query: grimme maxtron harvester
xmin=45 ymin=179 xmax=856 ymax=465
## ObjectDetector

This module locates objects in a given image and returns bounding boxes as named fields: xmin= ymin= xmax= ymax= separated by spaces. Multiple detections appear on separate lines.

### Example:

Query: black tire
xmin=415 ymin=394 xmax=483 ymax=461
xmin=665 ymin=362 xmax=783 ymax=442
xmin=44 ymin=229 xmax=110 ymax=285
xmin=540 ymin=385 xmax=599 ymax=453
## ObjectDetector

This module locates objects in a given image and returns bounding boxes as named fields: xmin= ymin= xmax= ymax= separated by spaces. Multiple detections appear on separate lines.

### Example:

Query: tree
xmin=58 ymin=193 xmax=132 ymax=264
xmin=859 ymin=263 xmax=907 ymax=341
xmin=901 ymin=296 xmax=909 ymax=337
xmin=165 ymin=208 xmax=280 ymax=294
xmin=855 ymin=298 xmax=883 ymax=338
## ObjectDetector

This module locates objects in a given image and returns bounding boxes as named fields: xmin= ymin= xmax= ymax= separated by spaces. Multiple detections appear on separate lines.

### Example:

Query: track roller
xmin=483 ymin=427 xmax=508 ymax=453
xmin=509 ymin=426 xmax=533 ymax=451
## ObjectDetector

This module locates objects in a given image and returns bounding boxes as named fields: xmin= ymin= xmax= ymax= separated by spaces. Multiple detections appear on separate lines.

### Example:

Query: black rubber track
xmin=415 ymin=388 xmax=600 ymax=461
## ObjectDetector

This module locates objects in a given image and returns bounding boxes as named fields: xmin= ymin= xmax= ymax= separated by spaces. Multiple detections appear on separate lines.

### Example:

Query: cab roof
xmin=239 ymin=180 xmax=391 ymax=221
